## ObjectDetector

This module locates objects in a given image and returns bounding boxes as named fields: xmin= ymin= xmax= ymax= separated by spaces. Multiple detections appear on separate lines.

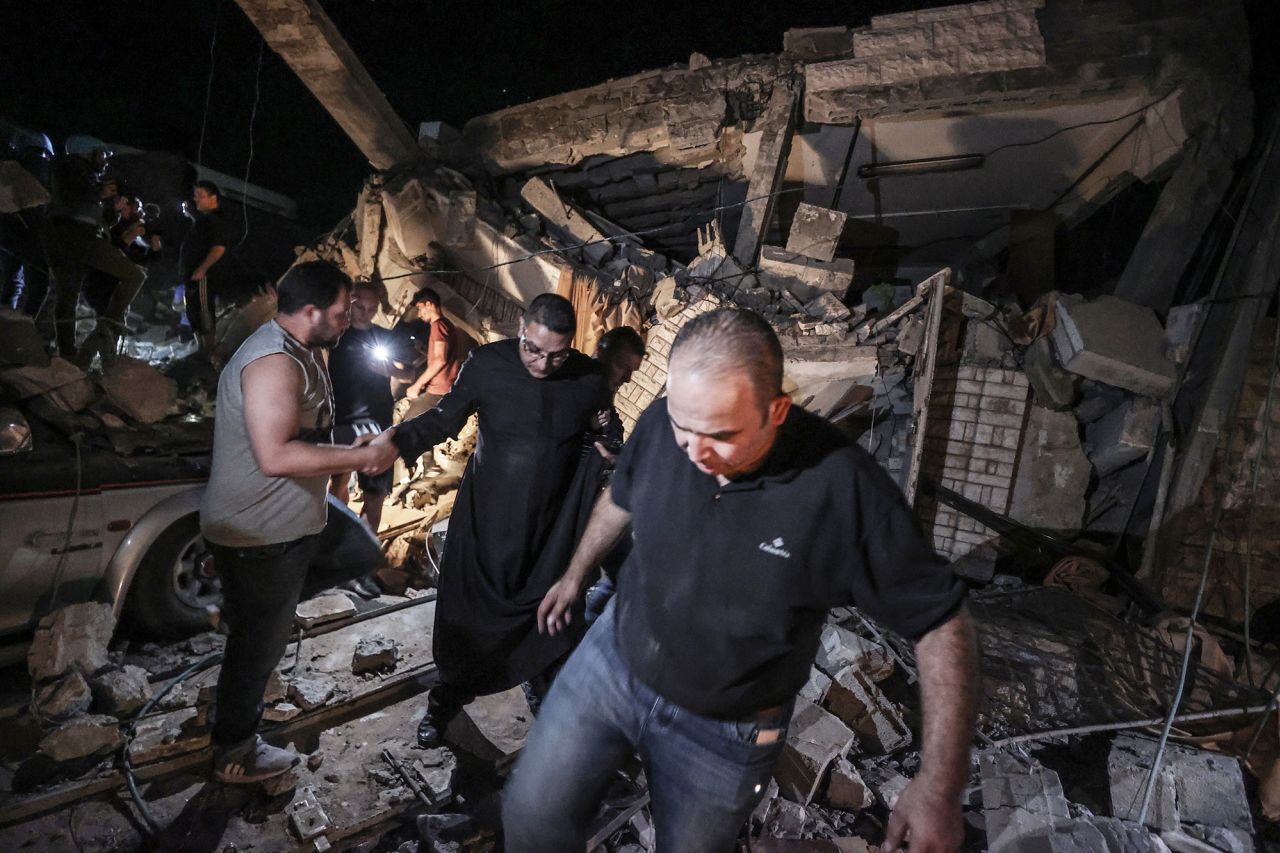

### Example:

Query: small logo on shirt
xmin=759 ymin=537 xmax=791 ymax=559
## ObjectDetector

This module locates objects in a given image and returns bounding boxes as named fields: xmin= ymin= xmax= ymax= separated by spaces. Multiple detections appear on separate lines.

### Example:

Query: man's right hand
xmin=537 ymin=576 xmax=582 ymax=636
xmin=358 ymin=428 xmax=399 ymax=474
xmin=405 ymin=382 xmax=424 ymax=400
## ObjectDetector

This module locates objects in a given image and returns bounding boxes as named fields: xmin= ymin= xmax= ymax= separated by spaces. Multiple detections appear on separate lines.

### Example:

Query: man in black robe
xmin=392 ymin=293 xmax=611 ymax=747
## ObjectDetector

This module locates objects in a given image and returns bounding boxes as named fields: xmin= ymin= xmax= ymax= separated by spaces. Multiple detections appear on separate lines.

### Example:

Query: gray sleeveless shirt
xmin=201 ymin=320 xmax=334 ymax=546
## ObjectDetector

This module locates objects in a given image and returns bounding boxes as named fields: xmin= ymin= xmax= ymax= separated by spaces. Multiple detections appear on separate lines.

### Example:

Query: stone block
xmin=520 ymin=177 xmax=613 ymax=265
xmin=100 ymin=357 xmax=178 ymax=424
xmin=774 ymin=700 xmax=855 ymax=804
xmin=814 ymin=624 xmax=894 ymax=681
xmin=352 ymin=635 xmax=399 ymax=674
xmin=39 ymin=714 xmax=123 ymax=762
xmin=982 ymin=749 xmax=1115 ymax=852
xmin=823 ymin=665 xmax=911 ymax=754
xmin=962 ymin=319 xmax=1012 ymax=366
xmin=783 ymin=26 xmax=854 ymax=59
xmin=296 ymin=592 xmax=357 ymax=628
xmin=785 ymin=203 xmax=848 ymax=263
xmin=1109 ymin=734 xmax=1252 ymax=834
xmin=799 ymin=667 xmax=832 ymax=705
xmin=89 ymin=665 xmax=152 ymax=718
xmin=34 ymin=671 xmax=93 ymax=722
xmin=288 ymin=677 xmax=335 ymax=712
xmin=1086 ymin=397 xmax=1160 ymax=475
xmin=0 ymin=308 xmax=50 ymax=367
xmin=28 ymin=603 xmax=116 ymax=683
xmin=0 ymin=357 xmax=95 ymax=412
xmin=804 ymin=292 xmax=852 ymax=323
xmin=824 ymin=757 xmax=875 ymax=810
xmin=1009 ymin=406 xmax=1088 ymax=532
xmin=853 ymin=25 xmax=933 ymax=57
xmin=759 ymin=245 xmax=854 ymax=303
xmin=1049 ymin=295 xmax=1176 ymax=397
xmin=1024 ymin=337 xmax=1076 ymax=410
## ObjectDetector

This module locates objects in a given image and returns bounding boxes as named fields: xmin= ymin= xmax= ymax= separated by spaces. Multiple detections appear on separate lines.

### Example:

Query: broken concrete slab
xmin=1109 ymin=734 xmax=1253 ymax=837
xmin=296 ymin=592 xmax=357 ymax=628
xmin=1008 ymin=406 xmax=1089 ymax=531
xmin=962 ymin=319 xmax=1012 ymax=366
xmin=89 ymin=665 xmax=153 ymax=718
xmin=981 ymin=750 xmax=1110 ymax=853
xmin=351 ymin=635 xmax=398 ymax=674
xmin=822 ymin=665 xmax=911 ymax=755
xmin=1086 ymin=397 xmax=1160 ymax=475
xmin=33 ymin=671 xmax=93 ymax=723
xmin=824 ymin=757 xmax=875 ymax=811
xmin=0 ymin=308 xmax=50 ymax=367
xmin=520 ymin=177 xmax=613 ymax=265
xmin=288 ymin=677 xmax=335 ymax=712
xmin=774 ymin=700 xmax=855 ymax=804
xmin=0 ymin=357 xmax=95 ymax=412
xmin=785 ymin=202 xmax=848 ymax=263
xmin=39 ymin=714 xmax=123 ymax=762
xmin=100 ymin=356 xmax=178 ymax=424
xmin=264 ymin=701 xmax=302 ymax=722
xmin=1049 ymin=295 xmax=1177 ymax=397
xmin=804 ymin=292 xmax=852 ymax=323
xmin=759 ymin=244 xmax=854 ymax=303
xmin=1025 ymin=336 xmax=1076 ymax=410
xmin=799 ymin=667 xmax=833 ymax=705
xmin=28 ymin=602 xmax=116 ymax=683
xmin=813 ymin=624 xmax=893 ymax=682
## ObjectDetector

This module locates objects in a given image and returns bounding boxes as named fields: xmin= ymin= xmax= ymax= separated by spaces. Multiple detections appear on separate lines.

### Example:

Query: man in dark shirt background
xmin=181 ymin=180 xmax=234 ymax=357
xmin=329 ymin=280 xmax=413 ymax=537
xmin=508 ymin=308 xmax=978 ymax=853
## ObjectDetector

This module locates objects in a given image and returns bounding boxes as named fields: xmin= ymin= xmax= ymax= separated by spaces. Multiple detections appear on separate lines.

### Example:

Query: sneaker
xmin=213 ymin=735 xmax=300 ymax=784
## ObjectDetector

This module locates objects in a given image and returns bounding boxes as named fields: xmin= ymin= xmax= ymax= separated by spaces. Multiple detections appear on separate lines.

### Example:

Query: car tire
xmin=123 ymin=513 xmax=221 ymax=639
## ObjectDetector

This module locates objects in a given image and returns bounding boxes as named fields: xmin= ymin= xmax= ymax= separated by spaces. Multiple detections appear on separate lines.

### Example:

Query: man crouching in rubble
xmin=507 ymin=308 xmax=978 ymax=852
xmin=200 ymin=261 xmax=400 ymax=784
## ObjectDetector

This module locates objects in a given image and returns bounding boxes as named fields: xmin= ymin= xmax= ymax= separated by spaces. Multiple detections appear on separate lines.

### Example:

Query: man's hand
xmin=358 ymin=427 xmax=399 ymax=475
xmin=593 ymin=441 xmax=618 ymax=464
xmin=191 ymin=266 xmax=208 ymax=283
xmin=405 ymin=381 xmax=425 ymax=400
xmin=537 ymin=576 xmax=582 ymax=636
xmin=881 ymin=776 xmax=963 ymax=852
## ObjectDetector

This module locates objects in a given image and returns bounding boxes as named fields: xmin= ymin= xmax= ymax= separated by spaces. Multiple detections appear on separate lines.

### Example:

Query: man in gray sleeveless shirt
xmin=201 ymin=261 xmax=400 ymax=784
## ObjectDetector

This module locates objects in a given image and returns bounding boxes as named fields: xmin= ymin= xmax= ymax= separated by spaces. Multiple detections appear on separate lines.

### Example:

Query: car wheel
xmin=123 ymin=513 xmax=221 ymax=639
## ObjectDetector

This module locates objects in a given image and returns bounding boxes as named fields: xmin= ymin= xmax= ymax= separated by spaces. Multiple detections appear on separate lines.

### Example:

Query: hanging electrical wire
xmin=195 ymin=0 xmax=223 ymax=169
xmin=239 ymin=36 xmax=266 ymax=248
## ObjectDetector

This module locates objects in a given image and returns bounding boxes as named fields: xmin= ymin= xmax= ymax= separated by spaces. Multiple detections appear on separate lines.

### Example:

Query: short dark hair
xmin=597 ymin=326 xmax=645 ymax=360
xmin=411 ymin=287 xmax=441 ymax=308
xmin=194 ymin=179 xmax=221 ymax=200
xmin=669 ymin=308 xmax=783 ymax=405
xmin=525 ymin=293 xmax=575 ymax=335
xmin=277 ymin=261 xmax=352 ymax=315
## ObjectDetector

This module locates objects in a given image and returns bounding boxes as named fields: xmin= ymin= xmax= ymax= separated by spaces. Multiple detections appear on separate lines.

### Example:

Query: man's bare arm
xmin=408 ymin=338 xmax=449 ymax=397
xmin=882 ymin=605 xmax=978 ymax=852
xmin=538 ymin=485 xmax=632 ymax=635
xmin=242 ymin=354 xmax=398 ymax=477
xmin=191 ymin=245 xmax=226 ymax=281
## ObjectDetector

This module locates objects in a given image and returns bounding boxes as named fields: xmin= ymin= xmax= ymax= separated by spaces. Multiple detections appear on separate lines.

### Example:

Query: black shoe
xmin=417 ymin=713 xmax=447 ymax=748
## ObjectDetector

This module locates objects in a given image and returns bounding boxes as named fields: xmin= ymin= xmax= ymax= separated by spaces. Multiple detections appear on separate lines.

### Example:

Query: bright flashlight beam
xmin=372 ymin=345 xmax=390 ymax=361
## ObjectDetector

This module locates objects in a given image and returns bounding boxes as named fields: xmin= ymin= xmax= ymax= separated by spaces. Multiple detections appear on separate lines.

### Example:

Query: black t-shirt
xmin=329 ymin=325 xmax=396 ymax=427
xmin=180 ymin=209 xmax=235 ymax=284
xmin=609 ymin=398 xmax=966 ymax=719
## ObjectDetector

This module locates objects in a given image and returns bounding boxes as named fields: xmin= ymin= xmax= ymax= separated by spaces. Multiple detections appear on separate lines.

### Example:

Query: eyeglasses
xmin=519 ymin=334 xmax=572 ymax=366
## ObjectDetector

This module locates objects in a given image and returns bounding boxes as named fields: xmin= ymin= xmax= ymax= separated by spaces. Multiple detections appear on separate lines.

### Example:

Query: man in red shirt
xmin=403 ymin=287 xmax=466 ymax=420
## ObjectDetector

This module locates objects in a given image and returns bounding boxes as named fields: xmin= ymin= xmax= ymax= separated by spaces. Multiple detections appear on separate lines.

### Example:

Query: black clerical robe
xmin=392 ymin=339 xmax=612 ymax=694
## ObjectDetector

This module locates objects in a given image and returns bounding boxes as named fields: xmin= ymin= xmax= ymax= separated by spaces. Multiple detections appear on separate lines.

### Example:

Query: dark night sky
xmin=0 ymin=0 xmax=935 ymax=231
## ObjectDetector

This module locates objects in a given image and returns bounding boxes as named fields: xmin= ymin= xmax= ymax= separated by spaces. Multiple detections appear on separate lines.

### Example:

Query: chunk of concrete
xmin=295 ymin=592 xmax=357 ymax=628
xmin=1009 ymin=406 xmax=1089 ymax=532
xmin=962 ymin=319 xmax=1012 ymax=367
xmin=0 ymin=308 xmax=50 ymax=367
xmin=0 ymin=357 xmax=95 ymax=412
xmin=814 ymin=624 xmax=893 ymax=682
xmin=759 ymin=244 xmax=854 ymax=303
xmin=1109 ymin=734 xmax=1252 ymax=834
xmin=33 ymin=671 xmax=93 ymax=722
xmin=89 ymin=665 xmax=152 ymax=718
xmin=352 ymin=635 xmax=398 ymax=674
xmin=824 ymin=757 xmax=875 ymax=810
xmin=100 ymin=357 xmax=178 ymax=424
xmin=785 ymin=202 xmax=848 ymax=263
xmin=28 ymin=603 xmax=116 ymax=683
xmin=981 ymin=750 xmax=1109 ymax=853
xmin=798 ymin=667 xmax=832 ymax=705
xmin=264 ymin=701 xmax=302 ymax=722
xmin=1025 ymin=337 xmax=1077 ymax=410
xmin=520 ymin=177 xmax=612 ymax=265
xmin=1049 ymin=295 xmax=1176 ymax=397
xmin=822 ymin=665 xmax=911 ymax=754
xmin=288 ymin=677 xmax=334 ymax=712
xmin=1163 ymin=302 xmax=1206 ymax=367
xmin=39 ymin=714 xmax=123 ymax=762
xmin=804 ymin=292 xmax=851 ymax=322
xmin=1086 ymin=397 xmax=1160 ymax=475
xmin=774 ymin=699 xmax=855 ymax=804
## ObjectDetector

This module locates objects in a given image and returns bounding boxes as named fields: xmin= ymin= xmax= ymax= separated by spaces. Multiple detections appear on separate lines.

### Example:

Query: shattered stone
xmin=263 ymin=669 xmax=288 ymax=704
xmin=813 ymin=624 xmax=893 ymax=682
xmin=1088 ymin=817 xmax=1170 ymax=853
xmin=981 ymin=750 xmax=1109 ymax=853
xmin=759 ymin=245 xmax=854 ymax=303
xmin=896 ymin=315 xmax=926 ymax=357
xmin=822 ymin=665 xmax=911 ymax=754
xmin=688 ymin=51 xmax=712 ymax=71
xmin=89 ymin=665 xmax=153 ymax=718
xmin=1108 ymin=734 xmax=1252 ymax=835
xmin=1008 ymin=406 xmax=1089 ymax=532
xmin=799 ymin=667 xmax=832 ymax=705
xmin=0 ymin=308 xmax=50 ymax=367
xmin=296 ymin=592 xmax=357 ymax=628
xmin=100 ymin=357 xmax=178 ymax=424
xmin=417 ymin=812 xmax=475 ymax=845
xmin=804 ymin=292 xmax=852 ymax=323
xmin=824 ymin=757 xmax=875 ymax=810
xmin=1025 ymin=337 xmax=1077 ymax=410
xmin=1163 ymin=302 xmax=1206 ymax=367
xmin=962 ymin=319 xmax=1012 ymax=366
xmin=33 ymin=671 xmax=93 ymax=723
xmin=774 ymin=700 xmax=855 ymax=804
xmin=39 ymin=714 xmax=123 ymax=762
xmin=263 ymin=702 xmax=302 ymax=722
xmin=785 ymin=202 xmax=848 ymax=263
xmin=28 ymin=602 xmax=116 ymax=683
xmin=1049 ymin=295 xmax=1176 ymax=397
xmin=520 ymin=177 xmax=613 ymax=265
xmin=860 ymin=761 xmax=911 ymax=810
xmin=0 ymin=357 xmax=95 ymax=412
xmin=288 ymin=677 xmax=335 ymax=711
xmin=414 ymin=747 xmax=459 ymax=803
xmin=1086 ymin=397 xmax=1160 ymax=475
xmin=352 ymin=635 xmax=399 ymax=674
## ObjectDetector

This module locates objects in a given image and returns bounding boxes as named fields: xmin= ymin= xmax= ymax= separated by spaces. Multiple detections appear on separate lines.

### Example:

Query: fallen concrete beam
xmin=1049 ymin=295 xmax=1177 ymax=397
xmin=759 ymin=244 xmax=855 ymax=302
xmin=1008 ymin=405 xmax=1090 ymax=531
xmin=784 ymin=202 xmax=848 ymax=263
xmin=733 ymin=82 xmax=799 ymax=267
xmin=520 ymin=177 xmax=613 ymax=265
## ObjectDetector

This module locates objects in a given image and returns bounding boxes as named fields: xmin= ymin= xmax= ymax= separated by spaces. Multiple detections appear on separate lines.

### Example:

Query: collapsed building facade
xmin=2 ymin=0 xmax=1280 ymax=849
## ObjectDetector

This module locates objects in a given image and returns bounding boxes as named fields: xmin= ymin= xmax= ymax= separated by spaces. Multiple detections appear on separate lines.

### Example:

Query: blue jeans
xmin=502 ymin=601 xmax=791 ymax=852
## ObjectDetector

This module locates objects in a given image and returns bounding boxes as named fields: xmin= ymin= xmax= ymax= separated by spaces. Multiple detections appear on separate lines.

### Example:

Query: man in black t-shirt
xmin=505 ymin=309 xmax=977 ymax=853
xmin=181 ymin=180 xmax=234 ymax=357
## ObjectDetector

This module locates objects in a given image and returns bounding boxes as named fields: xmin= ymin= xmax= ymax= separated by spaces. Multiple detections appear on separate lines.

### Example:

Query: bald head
xmin=669 ymin=308 xmax=783 ymax=410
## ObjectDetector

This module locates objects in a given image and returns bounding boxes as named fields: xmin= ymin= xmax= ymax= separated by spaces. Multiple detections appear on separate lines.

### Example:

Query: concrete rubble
xmin=352 ymin=635 xmax=399 ymax=674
